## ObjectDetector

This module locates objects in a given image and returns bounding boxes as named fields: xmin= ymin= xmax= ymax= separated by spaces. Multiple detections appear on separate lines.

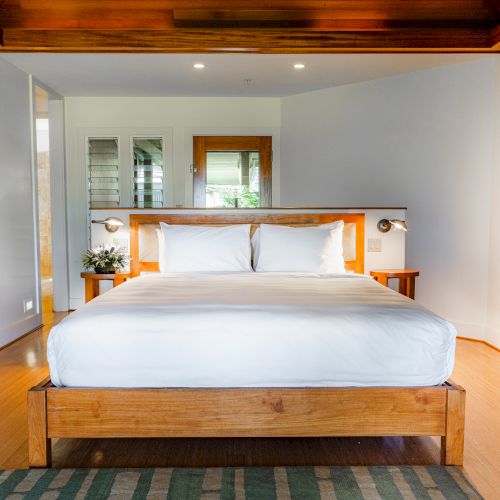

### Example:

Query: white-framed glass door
xmin=32 ymin=80 xmax=68 ymax=316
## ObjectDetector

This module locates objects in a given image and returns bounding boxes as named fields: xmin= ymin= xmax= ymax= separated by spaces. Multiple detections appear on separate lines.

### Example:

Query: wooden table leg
xmin=84 ymin=278 xmax=95 ymax=303
xmin=113 ymin=275 xmax=126 ymax=287
xmin=407 ymin=277 xmax=416 ymax=299
xmin=398 ymin=277 xmax=408 ymax=297
xmin=371 ymin=271 xmax=419 ymax=299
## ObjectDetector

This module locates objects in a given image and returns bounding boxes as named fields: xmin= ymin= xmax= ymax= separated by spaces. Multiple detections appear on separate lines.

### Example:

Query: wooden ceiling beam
xmin=171 ymin=20 xmax=496 ymax=31
xmin=1 ymin=10 xmax=494 ymax=31
xmin=0 ymin=2 xmax=498 ymax=22
xmin=12 ymin=0 xmax=495 ymax=12
xmin=0 ymin=7 xmax=496 ymax=28
xmin=491 ymin=24 xmax=500 ymax=48
xmin=172 ymin=7 xmax=497 ymax=22
xmin=0 ymin=27 xmax=494 ymax=53
xmin=0 ymin=9 xmax=176 ymax=30
xmin=0 ymin=1 xmax=498 ymax=52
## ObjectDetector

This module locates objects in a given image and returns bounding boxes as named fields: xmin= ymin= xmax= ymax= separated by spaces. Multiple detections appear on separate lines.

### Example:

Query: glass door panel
xmin=193 ymin=136 xmax=272 ymax=208
xmin=206 ymin=151 xmax=260 ymax=208
xmin=34 ymin=85 xmax=53 ymax=318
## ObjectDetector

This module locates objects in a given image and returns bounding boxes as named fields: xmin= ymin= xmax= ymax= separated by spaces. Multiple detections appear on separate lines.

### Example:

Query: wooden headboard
xmin=129 ymin=212 xmax=365 ymax=277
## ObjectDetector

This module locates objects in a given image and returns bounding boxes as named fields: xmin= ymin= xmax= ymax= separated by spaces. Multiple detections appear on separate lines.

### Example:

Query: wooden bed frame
xmin=28 ymin=211 xmax=465 ymax=467
xmin=128 ymin=212 xmax=365 ymax=276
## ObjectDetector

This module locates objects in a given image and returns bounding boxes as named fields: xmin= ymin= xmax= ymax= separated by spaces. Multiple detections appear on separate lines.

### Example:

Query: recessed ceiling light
xmin=193 ymin=63 xmax=205 ymax=69
xmin=294 ymin=63 xmax=305 ymax=69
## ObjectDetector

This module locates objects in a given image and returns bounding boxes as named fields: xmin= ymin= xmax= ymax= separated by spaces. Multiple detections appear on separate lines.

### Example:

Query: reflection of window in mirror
xmin=193 ymin=136 xmax=272 ymax=208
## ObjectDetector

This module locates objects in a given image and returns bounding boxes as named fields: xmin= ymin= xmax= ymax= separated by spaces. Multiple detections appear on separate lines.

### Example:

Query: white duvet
xmin=48 ymin=273 xmax=456 ymax=388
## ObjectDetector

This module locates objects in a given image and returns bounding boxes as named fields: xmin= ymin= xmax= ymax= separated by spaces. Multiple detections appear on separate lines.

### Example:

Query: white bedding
xmin=48 ymin=273 xmax=456 ymax=388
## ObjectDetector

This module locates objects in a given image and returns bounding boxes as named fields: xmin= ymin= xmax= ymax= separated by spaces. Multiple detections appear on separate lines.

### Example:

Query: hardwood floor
xmin=0 ymin=308 xmax=64 ymax=469
xmin=0 ymin=311 xmax=498 ymax=499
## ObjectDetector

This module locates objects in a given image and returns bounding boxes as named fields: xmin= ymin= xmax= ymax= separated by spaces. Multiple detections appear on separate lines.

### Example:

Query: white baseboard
xmin=0 ymin=314 xmax=42 ymax=349
xmin=485 ymin=326 xmax=500 ymax=350
xmin=452 ymin=321 xmax=486 ymax=342
xmin=452 ymin=321 xmax=500 ymax=350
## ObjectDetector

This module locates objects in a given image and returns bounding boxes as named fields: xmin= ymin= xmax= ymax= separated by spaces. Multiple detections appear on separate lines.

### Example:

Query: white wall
xmin=62 ymin=60 xmax=500 ymax=349
xmin=281 ymin=58 xmax=496 ymax=342
xmin=2 ymin=57 xmax=497 ymax=349
xmin=65 ymin=97 xmax=281 ymax=308
xmin=487 ymin=58 xmax=500 ymax=348
xmin=0 ymin=59 xmax=41 ymax=347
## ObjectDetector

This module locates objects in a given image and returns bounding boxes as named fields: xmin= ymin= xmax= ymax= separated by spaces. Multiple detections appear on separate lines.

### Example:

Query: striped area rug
xmin=0 ymin=466 xmax=481 ymax=499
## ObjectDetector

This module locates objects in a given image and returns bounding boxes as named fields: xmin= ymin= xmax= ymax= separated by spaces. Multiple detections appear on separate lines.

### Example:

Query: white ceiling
xmin=0 ymin=53 xmax=488 ymax=98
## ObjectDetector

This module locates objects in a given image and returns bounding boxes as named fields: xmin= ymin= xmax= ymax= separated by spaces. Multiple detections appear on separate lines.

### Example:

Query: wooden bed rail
xmin=28 ymin=380 xmax=465 ymax=468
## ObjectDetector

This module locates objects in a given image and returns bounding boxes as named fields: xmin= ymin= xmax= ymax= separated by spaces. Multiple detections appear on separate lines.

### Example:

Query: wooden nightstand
xmin=81 ymin=272 xmax=131 ymax=303
xmin=370 ymin=269 xmax=420 ymax=299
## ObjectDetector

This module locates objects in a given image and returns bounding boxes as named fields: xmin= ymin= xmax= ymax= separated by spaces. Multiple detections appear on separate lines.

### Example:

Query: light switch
xmin=368 ymin=238 xmax=382 ymax=252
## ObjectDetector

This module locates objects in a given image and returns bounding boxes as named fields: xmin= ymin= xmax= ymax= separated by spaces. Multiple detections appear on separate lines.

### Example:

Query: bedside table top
xmin=81 ymin=272 xmax=131 ymax=280
xmin=370 ymin=269 xmax=419 ymax=278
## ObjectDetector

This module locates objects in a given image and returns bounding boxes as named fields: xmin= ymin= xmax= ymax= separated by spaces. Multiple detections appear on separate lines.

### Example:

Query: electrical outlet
xmin=367 ymin=238 xmax=382 ymax=252
xmin=24 ymin=299 xmax=33 ymax=312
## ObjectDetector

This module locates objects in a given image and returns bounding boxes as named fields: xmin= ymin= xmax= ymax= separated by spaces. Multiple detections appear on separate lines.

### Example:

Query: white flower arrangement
xmin=82 ymin=244 xmax=128 ymax=274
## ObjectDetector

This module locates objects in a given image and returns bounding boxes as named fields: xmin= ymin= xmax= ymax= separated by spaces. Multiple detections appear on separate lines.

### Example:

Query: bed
xmin=28 ymin=212 xmax=465 ymax=468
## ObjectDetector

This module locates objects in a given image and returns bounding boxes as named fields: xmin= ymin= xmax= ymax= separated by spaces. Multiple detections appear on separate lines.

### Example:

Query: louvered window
xmin=88 ymin=138 xmax=119 ymax=208
xmin=133 ymin=137 xmax=164 ymax=208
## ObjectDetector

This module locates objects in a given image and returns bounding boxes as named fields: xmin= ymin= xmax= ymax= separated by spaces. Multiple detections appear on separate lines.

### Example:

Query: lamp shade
xmin=391 ymin=219 xmax=408 ymax=231
xmin=377 ymin=219 xmax=407 ymax=233
xmin=91 ymin=217 xmax=124 ymax=233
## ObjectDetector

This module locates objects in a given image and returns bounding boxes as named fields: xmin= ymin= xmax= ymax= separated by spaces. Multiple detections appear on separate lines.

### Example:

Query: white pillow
xmin=254 ymin=222 xmax=345 ymax=273
xmin=252 ymin=221 xmax=344 ymax=266
xmin=159 ymin=223 xmax=252 ymax=272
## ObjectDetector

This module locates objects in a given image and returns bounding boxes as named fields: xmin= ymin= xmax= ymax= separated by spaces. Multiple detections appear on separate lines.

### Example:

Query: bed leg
xmin=441 ymin=384 xmax=465 ymax=465
xmin=28 ymin=388 xmax=52 ymax=468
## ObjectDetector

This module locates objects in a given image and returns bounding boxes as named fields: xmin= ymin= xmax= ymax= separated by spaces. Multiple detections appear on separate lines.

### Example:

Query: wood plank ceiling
xmin=0 ymin=1 xmax=499 ymax=53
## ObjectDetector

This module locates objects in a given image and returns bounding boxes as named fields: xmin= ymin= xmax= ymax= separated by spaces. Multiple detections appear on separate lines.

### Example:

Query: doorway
xmin=34 ymin=85 xmax=53 ymax=322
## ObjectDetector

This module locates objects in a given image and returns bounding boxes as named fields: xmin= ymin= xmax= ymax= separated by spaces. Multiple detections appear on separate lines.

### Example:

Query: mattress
xmin=47 ymin=273 xmax=456 ymax=388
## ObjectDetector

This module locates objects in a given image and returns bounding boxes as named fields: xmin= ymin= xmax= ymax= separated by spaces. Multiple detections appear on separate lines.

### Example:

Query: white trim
xmin=485 ymin=326 xmax=500 ymax=350
xmin=29 ymin=76 xmax=43 ymax=318
xmin=49 ymin=99 xmax=70 ymax=312
xmin=31 ymin=81 xmax=69 ymax=313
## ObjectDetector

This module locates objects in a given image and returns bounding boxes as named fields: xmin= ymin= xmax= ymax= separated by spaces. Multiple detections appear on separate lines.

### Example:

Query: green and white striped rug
xmin=0 ymin=466 xmax=481 ymax=499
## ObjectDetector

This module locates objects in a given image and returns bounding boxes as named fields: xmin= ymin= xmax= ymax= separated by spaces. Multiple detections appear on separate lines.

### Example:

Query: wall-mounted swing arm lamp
xmin=377 ymin=219 xmax=408 ymax=233
xmin=91 ymin=217 xmax=124 ymax=233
